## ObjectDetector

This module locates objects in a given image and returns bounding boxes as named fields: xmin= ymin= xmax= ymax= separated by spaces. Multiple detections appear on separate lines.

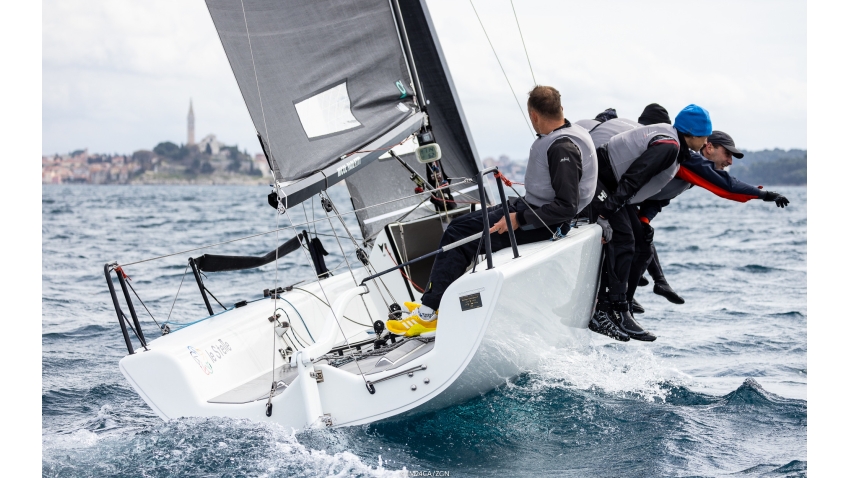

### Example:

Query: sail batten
xmin=205 ymin=0 xmax=418 ymax=182
xmin=278 ymin=112 xmax=425 ymax=209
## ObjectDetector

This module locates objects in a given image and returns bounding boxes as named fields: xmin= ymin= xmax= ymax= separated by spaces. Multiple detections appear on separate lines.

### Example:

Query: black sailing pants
xmin=419 ymin=204 xmax=555 ymax=310
xmin=591 ymin=184 xmax=653 ymax=305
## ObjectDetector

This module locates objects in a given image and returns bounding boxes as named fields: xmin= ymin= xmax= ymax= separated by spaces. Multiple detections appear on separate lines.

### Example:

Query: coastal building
xmin=254 ymin=153 xmax=274 ymax=178
xmin=196 ymin=134 xmax=223 ymax=156
xmin=187 ymin=99 xmax=195 ymax=146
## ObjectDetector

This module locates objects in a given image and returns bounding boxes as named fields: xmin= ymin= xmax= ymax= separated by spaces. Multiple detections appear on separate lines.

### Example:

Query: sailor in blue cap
xmin=588 ymin=104 xmax=712 ymax=342
xmin=633 ymin=128 xmax=791 ymax=307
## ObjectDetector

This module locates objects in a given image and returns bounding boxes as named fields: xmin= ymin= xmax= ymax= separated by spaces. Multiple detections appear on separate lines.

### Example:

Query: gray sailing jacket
xmin=588 ymin=118 xmax=640 ymax=148
xmin=574 ymin=119 xmax=600 ymax=131
xmin=525 ymin=122 xmax=598 ymax=213
xmin=605 ymin=123 xmax=680 ymax=204
xmin=647 ymin=177 xmax=691 ymax=201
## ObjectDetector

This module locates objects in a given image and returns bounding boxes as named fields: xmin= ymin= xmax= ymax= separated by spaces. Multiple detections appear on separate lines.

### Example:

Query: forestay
xmin=346 ymin=0 xmax=482 ymax=239
xmin=205 ymin=0 xmax=419 ymax=182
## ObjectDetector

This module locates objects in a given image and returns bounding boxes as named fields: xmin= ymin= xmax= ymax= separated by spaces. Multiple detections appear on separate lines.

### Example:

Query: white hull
xmin=119 ymin=222 xmax=602 ymax=430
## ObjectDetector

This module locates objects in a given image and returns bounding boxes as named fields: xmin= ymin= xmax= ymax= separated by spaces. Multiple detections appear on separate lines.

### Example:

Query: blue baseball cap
xmin=673 ymin=104 xmax=712 ymax=136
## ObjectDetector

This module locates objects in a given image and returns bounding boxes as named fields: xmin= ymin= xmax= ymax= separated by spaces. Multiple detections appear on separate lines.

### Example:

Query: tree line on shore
xmin=732 ymin=149 xmax=806 ymax=185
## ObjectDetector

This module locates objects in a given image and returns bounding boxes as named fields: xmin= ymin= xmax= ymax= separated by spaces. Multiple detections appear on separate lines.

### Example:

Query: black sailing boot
xmin=588 ymin=302 xmax=630 ymax=342
xmin=647 ymin=246 xmax=684 ymax=304
xmin=638 ymin=275 xmax=650 ymax=287
xmin=630 ymin=298 xmax=645 ymax=314
xmin=610 ymin=301 xmax=656 ymax=342
xmin=653 ymin=279 xmax=685 ymax=304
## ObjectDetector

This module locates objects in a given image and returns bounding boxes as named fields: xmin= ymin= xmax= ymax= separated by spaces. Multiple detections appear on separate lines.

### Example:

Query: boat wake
xmin=42 ymin=337 xmax=806 ymax=478
xmin=529 ymin=335 xmax=693 ymax=402
xmin=42 ymin=417 xmax=407 ymax=478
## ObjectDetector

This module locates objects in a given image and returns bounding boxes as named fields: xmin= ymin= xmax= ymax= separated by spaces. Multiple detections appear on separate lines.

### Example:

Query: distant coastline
xmin=43 ymin=145 xmax=806 ymax=186
xmin=42 ymin=136 xmax=273 ymax=186
xmin=726 ymin=149 xmax=806 ymax=186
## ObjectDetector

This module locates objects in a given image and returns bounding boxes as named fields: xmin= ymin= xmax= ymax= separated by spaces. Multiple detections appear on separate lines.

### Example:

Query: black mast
xmin=390 ymin=0 xmax=427 ymax=112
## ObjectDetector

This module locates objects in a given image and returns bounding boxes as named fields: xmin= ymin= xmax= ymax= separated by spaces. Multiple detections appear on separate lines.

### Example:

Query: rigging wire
xmin=319 ymin=195 xmax=397 ymax=308
xmin=497 ymin=173 xmax=558 ymax=239
xmin=200 ymin=277 xmax=227 ymax=310
xmin=469 ymin=0 xmax=534 ymax=138
xmin=509 ymin=0 xmax=536 ymax=85
xmin=318 ymin=193 xmax=378 ymax=326
xmin=165 ymin=263 xmax=190 ymax=324
xmin=276 ymin=297 xmax=315 ymax=342
xmin=120 ymin=311 xmax=148 ymax=351
xmin=385 ymin=248 xmax=425 ymax=292
xmin=116 ymin=180 xmax=473 ymax=268
xmin=283 ymin=208 xmax=373 ymax=390
xmin=122 ymin=275 xmax=161 ymax=330
xmin=292 ymin=287 xmax=372 ymax=328
xmin=274 ymin=306 xmax=311 ymax=348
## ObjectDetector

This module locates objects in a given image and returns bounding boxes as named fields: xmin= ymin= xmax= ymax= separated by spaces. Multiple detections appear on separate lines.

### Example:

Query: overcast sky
xmin=42 ymin=0 xmax=806 ymax=159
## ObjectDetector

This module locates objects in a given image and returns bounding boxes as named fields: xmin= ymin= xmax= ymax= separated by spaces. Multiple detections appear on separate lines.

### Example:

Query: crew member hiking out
xmin=633 ymin=128 xmax=791 ymax=304
xmin=581 ymin=103 xmax=684 ymax=310
xmin=588 ymin=104 xmax=712 ymax=342
xmin=386 ymin=86 xmax=597 ymax=337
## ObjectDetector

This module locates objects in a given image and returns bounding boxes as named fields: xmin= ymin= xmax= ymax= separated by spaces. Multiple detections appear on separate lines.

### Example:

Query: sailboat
xmin=105 ymin=0 xmax=603 ymax=430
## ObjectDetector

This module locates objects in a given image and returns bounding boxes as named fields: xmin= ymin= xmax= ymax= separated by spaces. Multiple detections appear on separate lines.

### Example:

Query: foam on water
xmin=43 ymin=418 xmax=408 ymax=478
xmin=43 ymin=185 xmax=807 ymax=477
xmin=530 ymin=339 xmax=693 ymax=402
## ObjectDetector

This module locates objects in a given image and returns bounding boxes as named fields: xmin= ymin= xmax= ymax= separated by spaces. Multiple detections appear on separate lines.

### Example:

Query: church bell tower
xmin=187 ymin=99 xmax=195 ymax=145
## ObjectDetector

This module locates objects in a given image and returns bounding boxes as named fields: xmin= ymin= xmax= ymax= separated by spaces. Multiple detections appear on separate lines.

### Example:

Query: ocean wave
xmin=731 ymin=460 xmax=807 ymax=477
xmin=42 ymin=418 xmax=407 ymax=478
xmin=42 ymin=324 xmax=113 ymax=340
xmin=42 ymin=185 xmax=808 ymax=476
xmin=721 ymin=378 xmax=806 ymax=412
xmin=739 ymin=264 xmax=780 ymax=273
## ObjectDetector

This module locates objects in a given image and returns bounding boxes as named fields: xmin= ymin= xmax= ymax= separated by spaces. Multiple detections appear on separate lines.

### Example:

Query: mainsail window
xmin=294 ymin=82 xmax=362 ymax=139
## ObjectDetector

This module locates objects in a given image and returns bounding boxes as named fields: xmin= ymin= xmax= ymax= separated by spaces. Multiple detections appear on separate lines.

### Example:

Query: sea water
xmin=42 ymin=184 xmax=806 ymax=477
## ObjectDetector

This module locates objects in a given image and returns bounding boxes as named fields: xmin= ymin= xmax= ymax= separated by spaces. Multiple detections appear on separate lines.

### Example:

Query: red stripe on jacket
xmin=675 ymin=166 xmax=760 ymax=203
xmin=650 ymin=139 xmax=679 ymax=147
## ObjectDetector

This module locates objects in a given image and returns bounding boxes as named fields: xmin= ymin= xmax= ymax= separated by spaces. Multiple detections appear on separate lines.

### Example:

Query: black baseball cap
xmin=707 ymin=130 xmax=744 ymax=158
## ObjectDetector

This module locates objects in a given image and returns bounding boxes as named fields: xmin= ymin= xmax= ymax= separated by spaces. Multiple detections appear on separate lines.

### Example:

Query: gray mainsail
xmin=346 ymin=0 xmax=482 ymax=239
xmin=205 ymin=0 xmax=419 ymax=184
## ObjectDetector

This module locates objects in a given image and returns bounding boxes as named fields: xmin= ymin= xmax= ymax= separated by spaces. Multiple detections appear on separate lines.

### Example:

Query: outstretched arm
xmin=676 ymin=150 xmax=782 ymax=202
xmin=675 ymin=154 xmax=789 ymax=207
xmin=674 ymin=166 xmax=760 ymax=202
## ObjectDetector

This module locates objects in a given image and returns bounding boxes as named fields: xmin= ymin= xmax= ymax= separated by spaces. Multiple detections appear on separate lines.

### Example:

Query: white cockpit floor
xmin=207 ymin=337 xmax=434 ymax=404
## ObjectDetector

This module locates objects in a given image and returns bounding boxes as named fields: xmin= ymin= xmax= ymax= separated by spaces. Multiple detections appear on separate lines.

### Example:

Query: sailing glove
xmin=642 ymin=222 xmax=654 ymax=244
xmin=597 ymin=216 xmax=613 ymax=243
xmin=762 ymin=191 xmax=789 ymax=208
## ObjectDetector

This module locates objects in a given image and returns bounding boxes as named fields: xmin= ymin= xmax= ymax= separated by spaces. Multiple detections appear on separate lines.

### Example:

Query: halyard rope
xmin=510 ymin=0 xmax=536 ymax=85
xmin=469 ymin=0 xmax=534 ymax=137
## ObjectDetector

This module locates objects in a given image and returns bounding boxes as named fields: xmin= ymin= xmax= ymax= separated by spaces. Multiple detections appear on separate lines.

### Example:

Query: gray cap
xmin=707 ymin=130 xmax=744 ymax=158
